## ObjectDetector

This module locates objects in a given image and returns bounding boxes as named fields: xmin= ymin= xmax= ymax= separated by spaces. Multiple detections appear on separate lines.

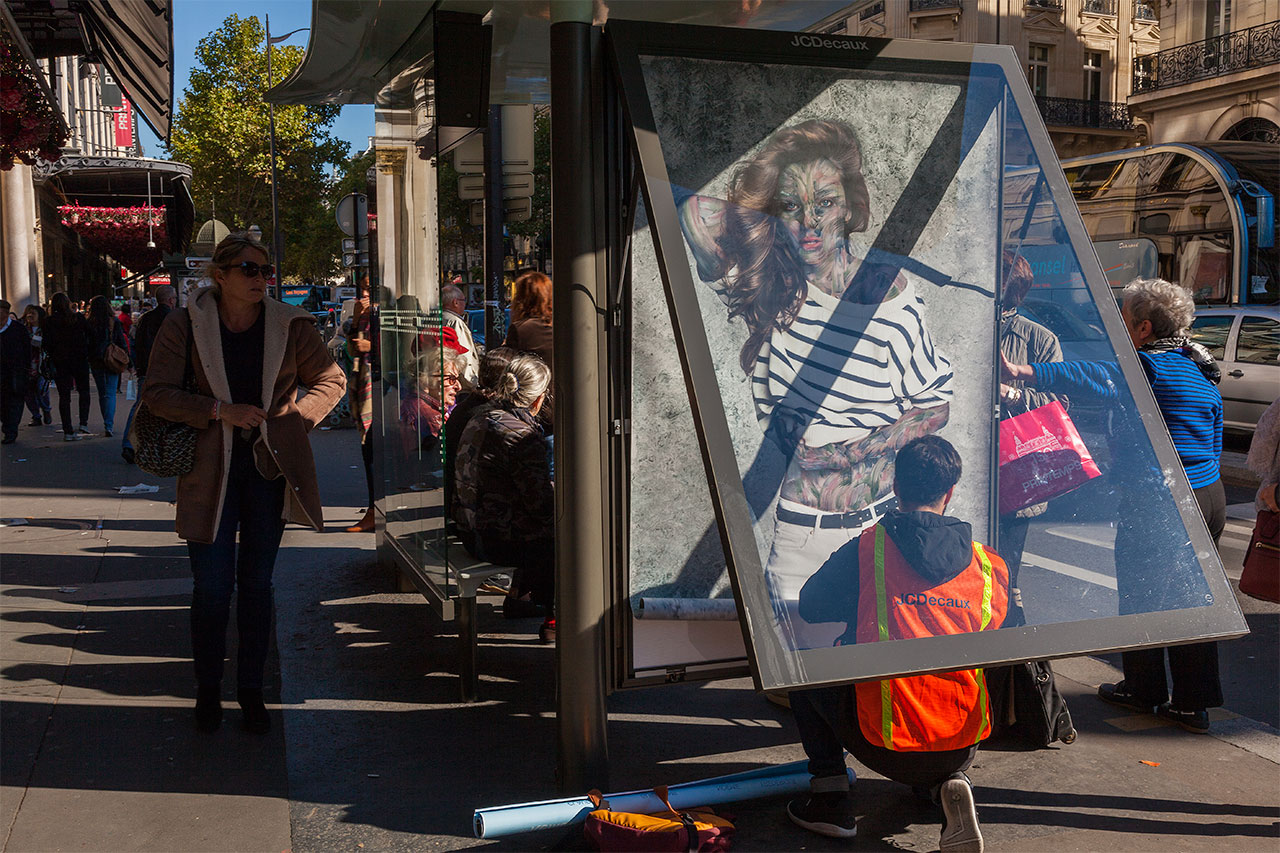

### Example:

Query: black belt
xmin=777 ymin=496 xmax=898 ymax=530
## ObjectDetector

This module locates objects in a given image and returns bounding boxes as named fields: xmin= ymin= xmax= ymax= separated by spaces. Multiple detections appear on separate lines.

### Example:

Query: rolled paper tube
xmin=473 ymin=759 xmax=848 ymax=838
xmin=635 ymin=597 xmax=739 ymax=620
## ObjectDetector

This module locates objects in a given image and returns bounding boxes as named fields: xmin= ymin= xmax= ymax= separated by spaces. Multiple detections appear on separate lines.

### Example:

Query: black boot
xmin=195 ymin=684 xmax=223 ymax=732
xmin=238 ymin=688 xmax=271 ymax=734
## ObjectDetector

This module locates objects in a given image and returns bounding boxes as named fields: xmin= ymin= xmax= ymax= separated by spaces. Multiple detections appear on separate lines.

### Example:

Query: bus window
xmin=1178 ymin=235 xmax=1232 ymax=303
xmin=1094 ymin=238 xmax=1159 ymax=290
xmin=1189 ymin=315 xmax=1234 ymax=360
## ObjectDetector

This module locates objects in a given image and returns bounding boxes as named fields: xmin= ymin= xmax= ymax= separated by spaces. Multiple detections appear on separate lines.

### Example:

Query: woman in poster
xmin=677 ymin=119 xmax=953 ymax=648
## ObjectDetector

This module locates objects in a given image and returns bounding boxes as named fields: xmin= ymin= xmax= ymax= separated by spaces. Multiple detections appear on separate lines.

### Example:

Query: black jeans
xmin=53 ymin=363 xmax=91 ymax=433
xmin=792 ymin=686 xmax=976 ymax=791
xmin=1121 ymin=478 xmax=1226 ymax=711
xmin=186 ymin=444 xmax=287 ymax=691
xmin=479 ymin=535 xmax=555 ymax=613
xmin=0 ymin=382 xmax=26 ymax=440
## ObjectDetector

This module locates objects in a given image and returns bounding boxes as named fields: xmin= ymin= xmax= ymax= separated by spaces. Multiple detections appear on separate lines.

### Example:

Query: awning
xmin=267 ymin=0 xmax=852 ymax=107
xmin=4 ymin=0 xmax=174 ymax=143
xmin=33 ymin=155 xmax=195 ymax=254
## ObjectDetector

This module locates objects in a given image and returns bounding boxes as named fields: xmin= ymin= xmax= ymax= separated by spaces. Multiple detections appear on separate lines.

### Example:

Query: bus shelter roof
xmin=265 ymin=0 xmax=852 ymax=108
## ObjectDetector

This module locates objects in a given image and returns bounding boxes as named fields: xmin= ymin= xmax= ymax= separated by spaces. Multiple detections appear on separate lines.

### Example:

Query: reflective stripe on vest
xmin=869 ymin=525 xmax=1000 ymax=751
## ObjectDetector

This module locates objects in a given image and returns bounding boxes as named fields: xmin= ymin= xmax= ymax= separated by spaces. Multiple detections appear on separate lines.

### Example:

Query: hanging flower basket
xmin=0 ymin=29 xmax=68 ymax=170
xmin=58 ymin=204 xmax=168 ymax=271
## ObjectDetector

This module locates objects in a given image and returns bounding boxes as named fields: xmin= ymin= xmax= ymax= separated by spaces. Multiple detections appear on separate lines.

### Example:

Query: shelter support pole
xmin=483 ymin=105 xmax=505 ymax=345
xmin=550 ymin=3 xmax=610 ymax=795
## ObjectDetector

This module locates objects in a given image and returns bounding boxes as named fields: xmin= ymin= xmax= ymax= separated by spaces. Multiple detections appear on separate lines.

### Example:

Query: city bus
xmin=1062 ymin=142 xmax=1277 ymax=306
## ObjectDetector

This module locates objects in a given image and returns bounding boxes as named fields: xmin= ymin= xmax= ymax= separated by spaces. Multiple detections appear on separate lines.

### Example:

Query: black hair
xmin=893 ymin=435 xmax=962 ymax=507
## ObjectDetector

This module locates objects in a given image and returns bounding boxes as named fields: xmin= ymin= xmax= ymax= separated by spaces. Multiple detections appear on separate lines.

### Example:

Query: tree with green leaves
xmin=168 ymin=14 xmax=349 ymax=281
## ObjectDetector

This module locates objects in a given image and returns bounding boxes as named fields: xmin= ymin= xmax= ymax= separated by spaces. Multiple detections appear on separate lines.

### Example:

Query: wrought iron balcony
xmin=1027 ymin=0 xmax=1064 ymax=10
xmin=909 ymin=0 xmax=960 ymax=12
xmin=1082 ymin=0 xmax=1117 ymax=15
xmin=1132 ymin=1 xmax=1157 ymax=21
xmin=860 ymin=1 xmax=886 ymax=20
xmin=1132 ymin=20 xmax=1280 ymax=92
xmin=1035 ymin=96 xmax=1131 ymax=130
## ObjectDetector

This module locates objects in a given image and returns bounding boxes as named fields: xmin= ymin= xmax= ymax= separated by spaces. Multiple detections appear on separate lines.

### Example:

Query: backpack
xmin=583 ymin=786 xmax=734 ymax=852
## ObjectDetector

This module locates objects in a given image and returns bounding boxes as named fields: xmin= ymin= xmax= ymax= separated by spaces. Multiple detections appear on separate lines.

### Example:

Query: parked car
xmin=1189 ymin=306 xmax=1280 ymax=434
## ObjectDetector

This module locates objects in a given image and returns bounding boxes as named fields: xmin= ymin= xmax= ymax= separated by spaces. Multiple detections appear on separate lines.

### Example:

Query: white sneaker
xmin=939 ymin=775 xmax=983 ymax=853
xmin=63 ymin=433 xmax=83 ymax=442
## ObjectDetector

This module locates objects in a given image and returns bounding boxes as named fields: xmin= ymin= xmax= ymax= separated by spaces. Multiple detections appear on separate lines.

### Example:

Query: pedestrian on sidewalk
xmin=141 ymin=232 xmax=345 ymax=734
xmin=120 ymin=285 xmax=176 ymax=464
xmin=21 ymin=305 xmax=52 ymax=427
xmin=1003 ymin=277 xmax=1225 ymax=733
xmin=87 ymin=295 xmax=131 ymax=438
xmin=42 ymin=292 xmax=93 ymax=441
xmin=0 ymin=300 xmax=31 ymax=445
xmin=342 ymin=277 xmax=377 ymax=532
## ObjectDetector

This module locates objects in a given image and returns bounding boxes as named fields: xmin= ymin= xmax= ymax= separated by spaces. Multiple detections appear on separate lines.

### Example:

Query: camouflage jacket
xmin=453 ymin=402 xmax=553 ymax=541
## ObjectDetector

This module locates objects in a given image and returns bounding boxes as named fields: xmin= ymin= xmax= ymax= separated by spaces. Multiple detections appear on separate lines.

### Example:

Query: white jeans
xmin=764 ymin=497 xmax=892 ymax=651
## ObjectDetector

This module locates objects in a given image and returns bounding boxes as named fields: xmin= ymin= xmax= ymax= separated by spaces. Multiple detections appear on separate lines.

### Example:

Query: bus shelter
xmin=270 ymin=0 xmax=1248 ymax=793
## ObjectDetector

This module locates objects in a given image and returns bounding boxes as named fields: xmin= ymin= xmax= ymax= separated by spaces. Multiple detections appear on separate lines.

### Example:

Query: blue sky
xmin=137 ymin=0 xmax=374 ymax=160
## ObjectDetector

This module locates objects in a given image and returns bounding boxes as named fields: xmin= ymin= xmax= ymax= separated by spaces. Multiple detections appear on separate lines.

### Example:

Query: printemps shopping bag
xmin=998 ymin=401 xmax=1101 ymax=515
xmin=584 ymin=786 xmax=734 ymax=852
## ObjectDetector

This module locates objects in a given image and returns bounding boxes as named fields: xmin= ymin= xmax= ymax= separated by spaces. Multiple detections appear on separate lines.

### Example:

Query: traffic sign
xmin=336 ymin=193 xmax=369 ymax=237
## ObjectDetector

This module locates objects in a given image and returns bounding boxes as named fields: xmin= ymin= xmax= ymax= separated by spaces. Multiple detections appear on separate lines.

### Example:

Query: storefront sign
xmin=113 ymin=99 xmax=134 ymax=148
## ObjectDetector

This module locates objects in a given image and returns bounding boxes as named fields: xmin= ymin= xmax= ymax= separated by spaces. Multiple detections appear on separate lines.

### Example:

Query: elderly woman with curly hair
xmin=142 ymin=232 xmax=346 ymax=734
xmin=1004 ymin=277 xmax=1224 ymax=734
xmin=678 ymin=118 xmax=952 ymax=647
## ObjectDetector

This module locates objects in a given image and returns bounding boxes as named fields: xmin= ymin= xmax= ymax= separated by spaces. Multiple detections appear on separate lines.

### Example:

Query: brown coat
xmin=141 ymin=287 xmax=347 ymax=544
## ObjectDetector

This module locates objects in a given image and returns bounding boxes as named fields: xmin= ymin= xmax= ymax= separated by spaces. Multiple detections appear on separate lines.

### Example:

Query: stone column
xmin=1 ymin=165 xmax=36 ymax=307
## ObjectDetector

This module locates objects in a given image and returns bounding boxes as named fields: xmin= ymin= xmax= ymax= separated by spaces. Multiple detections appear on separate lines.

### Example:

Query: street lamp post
xmin=265 ymin=16 xmax=309 ymax=284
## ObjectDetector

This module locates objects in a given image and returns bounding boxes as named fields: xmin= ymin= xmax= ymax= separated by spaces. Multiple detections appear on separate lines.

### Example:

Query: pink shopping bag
xmin=998 ymin=401 xmax=1102 ymax=515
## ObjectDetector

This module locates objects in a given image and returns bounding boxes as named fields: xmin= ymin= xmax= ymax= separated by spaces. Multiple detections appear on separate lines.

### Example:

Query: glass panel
xmin=1236 ymin=317 xmax=1280 ymax=364
xmin=617 ymin=29 xmax=1244 ymax=691
xmin=1189 ymin=315 xmax=1234 ymax=360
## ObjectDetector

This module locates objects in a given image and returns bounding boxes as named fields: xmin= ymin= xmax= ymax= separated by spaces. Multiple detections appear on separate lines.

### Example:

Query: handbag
xmin=1238 ymin=508 xmax=1279 ymax=603
xmin=997 ymin=401 xmax=1102 ymax=515
xmin=130 ymin=315 xmax=199 ymax=478
xmin=104 ymin=342 xmax=129 ymax=374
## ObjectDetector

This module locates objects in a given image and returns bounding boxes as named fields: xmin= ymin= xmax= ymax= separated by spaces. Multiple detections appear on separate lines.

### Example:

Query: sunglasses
xmin=223 ymin=261 xmax=275 ymax=279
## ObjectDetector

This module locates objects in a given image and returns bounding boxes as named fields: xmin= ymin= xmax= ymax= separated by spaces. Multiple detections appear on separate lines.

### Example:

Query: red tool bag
xmin=998 ymin=401 xmax=1102 ymax=515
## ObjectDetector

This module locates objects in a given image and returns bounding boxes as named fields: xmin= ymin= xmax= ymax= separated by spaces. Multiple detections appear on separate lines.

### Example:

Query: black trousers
xmin=479 ymin=535 xmax=555 ymax=613
xmin=1121 ymin=478 xmax=1226 ymax=711
xmin=53 ymin=363 xmax=91 ymax=433
xmin=792 ymin=686 xmax=976 ymax=790
xmin=0 ymin=383 xmax=26 ymax=440
xmin=361 ymin=429 xmax=375 ymax=509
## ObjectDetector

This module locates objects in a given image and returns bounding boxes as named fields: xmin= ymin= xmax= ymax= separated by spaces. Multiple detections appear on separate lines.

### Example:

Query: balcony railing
xmin=860 ymin=1 xmax=885 ymax=20
xmin=1132 ymin=20 xmax=1279 ymax=92
xmin=909 ymin=0 xmax=960 ymax=11
xmin=1133 ymin=1 xmax=1157 ymax=21
xmin=1027 ymin=0 xmax=1064 ymax=10
xmin=1035 ymin=96 xmax=1131 ymax=130
xmin=1082 ymin=0 xmax=1117 ymax=15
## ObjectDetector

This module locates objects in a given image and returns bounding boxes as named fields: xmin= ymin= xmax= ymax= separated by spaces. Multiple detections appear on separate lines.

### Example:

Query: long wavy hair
xmin=88 ymin=295 xmax=114 ymax=330
xmin=720 ymin=119 xmax=870 ymax=372
xmin=510 ymin=271 xmax=552 ymax=324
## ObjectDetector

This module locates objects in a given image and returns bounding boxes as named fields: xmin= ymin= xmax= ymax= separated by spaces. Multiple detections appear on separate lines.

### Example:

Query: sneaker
xmin=1156 ymin=703 xmax=1210 ymax=734
xmin=76 ymin=426 xmax=91 ymax=435
xmin=786 ymin=791 xmax=857 ymax=839
xmin=28 ymin=418 xmax=42 ymax=427
xmin=121 ymin=447 xmax=135 ymax=465
xmin=1097 ymin=681 xmax=1157 ymax=713
xmin=103 ymin=428 xmax=112 ymax=438
xmin=938 ymin=774 xmax=983 ymax=853
xmin=63 ymin=432 xmax=83 ymax=442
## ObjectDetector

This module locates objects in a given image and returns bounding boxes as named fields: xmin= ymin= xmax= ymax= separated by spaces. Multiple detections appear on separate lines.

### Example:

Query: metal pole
xmin=266 ymin=15 xmax=283 ymax=277
xmin=550 ymin=3 xmax=610 ymax=794
xmin=483 ymin=105 xmax=505 ymax=345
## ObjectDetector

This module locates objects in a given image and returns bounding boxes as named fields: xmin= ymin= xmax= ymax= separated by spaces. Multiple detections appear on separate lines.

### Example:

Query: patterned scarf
xmin=1141 ymin=335 xmax=1221 ymax=385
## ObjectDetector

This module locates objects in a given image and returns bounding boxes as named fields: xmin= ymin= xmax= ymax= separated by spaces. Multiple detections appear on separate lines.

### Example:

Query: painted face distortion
xmin=777 ymin=158 xmax=849 ymax=271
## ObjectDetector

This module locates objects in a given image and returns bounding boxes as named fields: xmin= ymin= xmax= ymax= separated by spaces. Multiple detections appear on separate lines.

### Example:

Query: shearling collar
xmin=186 ymin=286 xmax=312 ymax=410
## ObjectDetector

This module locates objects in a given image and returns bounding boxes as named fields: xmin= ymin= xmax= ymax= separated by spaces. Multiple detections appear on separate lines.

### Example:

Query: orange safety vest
xmin=853 ymin=523 xmax=1010 ymax=752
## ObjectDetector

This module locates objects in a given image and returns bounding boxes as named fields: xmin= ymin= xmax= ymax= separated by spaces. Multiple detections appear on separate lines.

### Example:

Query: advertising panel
xmin=611 ymin=23 xmax=1247 ymax=692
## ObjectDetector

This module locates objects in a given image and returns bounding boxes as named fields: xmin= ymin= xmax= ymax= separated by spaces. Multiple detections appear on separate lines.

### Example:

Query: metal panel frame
xmin=606 ymin=19 xmax=1248 ymax=692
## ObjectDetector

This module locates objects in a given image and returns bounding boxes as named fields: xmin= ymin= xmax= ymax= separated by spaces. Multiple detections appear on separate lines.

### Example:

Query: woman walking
xmin=142 ymin=232 xmax=345 ymax=733
xmin=22 ymin=305 xmax=52 ymax=426
xmin=41 ymin=292 xmax=93 ymax=441
xmin=87 ymin=295 xmax=131 ymax=437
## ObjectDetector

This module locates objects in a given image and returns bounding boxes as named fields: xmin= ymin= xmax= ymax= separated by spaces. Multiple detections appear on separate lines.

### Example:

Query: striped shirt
xmin=749 ymin=275 xmax=953 ymax=448
xmin=1032 ymin=350 xmax=1222 ymax=488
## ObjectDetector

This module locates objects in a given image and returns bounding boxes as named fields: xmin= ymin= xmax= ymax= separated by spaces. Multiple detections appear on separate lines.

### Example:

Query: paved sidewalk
xmin=2 ymin=419 xmax=1278 ymax=851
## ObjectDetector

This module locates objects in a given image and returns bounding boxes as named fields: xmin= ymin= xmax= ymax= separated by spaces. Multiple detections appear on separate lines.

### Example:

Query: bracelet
xmin=213 ymin=400 xmax=220 ymax=422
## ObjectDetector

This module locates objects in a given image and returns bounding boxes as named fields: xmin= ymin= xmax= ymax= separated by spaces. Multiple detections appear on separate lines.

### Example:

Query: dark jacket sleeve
xmin=506 ymin=426 xmax=555 ymax=529
xmin=798 ymin=537 xmax=862 ymax=625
